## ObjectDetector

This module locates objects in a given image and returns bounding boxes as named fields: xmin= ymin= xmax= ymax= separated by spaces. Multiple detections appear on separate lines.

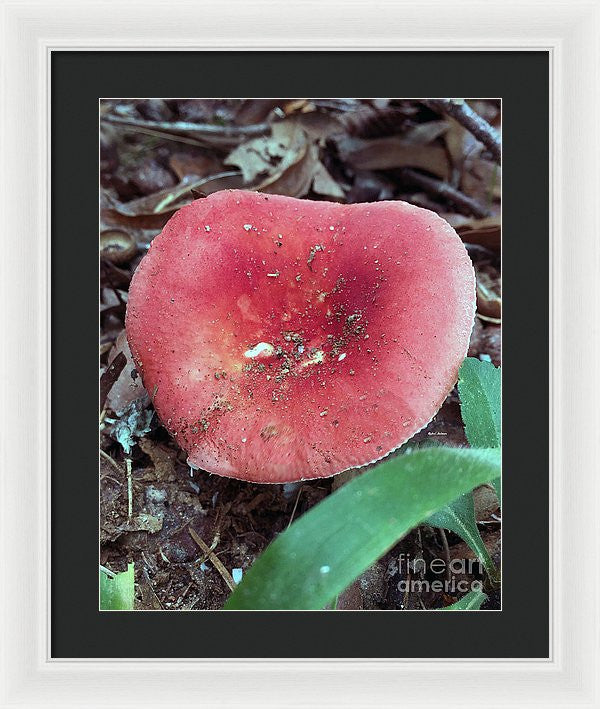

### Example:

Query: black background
xmin=52 ymin=51 xmax=549 ymax=658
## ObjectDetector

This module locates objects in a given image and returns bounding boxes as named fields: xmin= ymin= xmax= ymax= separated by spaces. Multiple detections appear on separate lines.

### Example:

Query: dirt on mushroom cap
xmin=125 ymin=189 xmax=475 ymax=483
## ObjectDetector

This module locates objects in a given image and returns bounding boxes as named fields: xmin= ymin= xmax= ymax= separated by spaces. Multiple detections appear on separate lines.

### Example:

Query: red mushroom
xmin=126 ymin=190 xmax=475 ymax=483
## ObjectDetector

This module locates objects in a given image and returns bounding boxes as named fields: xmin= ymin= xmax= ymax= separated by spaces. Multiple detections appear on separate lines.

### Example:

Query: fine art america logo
xmin=396 ymin=553 xmax=484 ymax=594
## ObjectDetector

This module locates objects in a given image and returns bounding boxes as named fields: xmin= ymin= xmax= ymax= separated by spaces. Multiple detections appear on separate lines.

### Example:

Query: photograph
xmin=99 ymin=97 xmax=502 ymax=612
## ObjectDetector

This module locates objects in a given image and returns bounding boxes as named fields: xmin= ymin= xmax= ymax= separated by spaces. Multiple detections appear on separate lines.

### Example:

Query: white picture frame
xmin=1 ymin=0 xmax=599 ymax=706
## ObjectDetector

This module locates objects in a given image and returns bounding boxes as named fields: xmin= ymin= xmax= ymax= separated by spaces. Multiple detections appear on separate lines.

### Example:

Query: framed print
xmin=63 ymin=51 xmax=542 ymax=656
xmin=2 ymin=1 xmax=599 ymax=707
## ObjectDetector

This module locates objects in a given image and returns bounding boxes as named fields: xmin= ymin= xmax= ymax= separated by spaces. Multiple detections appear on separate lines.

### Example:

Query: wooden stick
xmin=188 ymin=527 xmax=236 ymax=592
xmin=400 ymin=168 xmax=491 ymax=218
xmin=424 ymin=99 xmax=501 ymax=164
xmin=102 ymin=113 xmax=270 ymax=139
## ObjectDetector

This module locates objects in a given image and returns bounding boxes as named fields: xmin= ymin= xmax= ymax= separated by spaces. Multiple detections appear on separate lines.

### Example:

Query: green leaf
xmin=492 ymin=476 xmax=502 ymax=506
xmin=426 ymin=493 xmax=500 ymax=583
xmin=225 ymin=447 xmax=501 ymax=610
xmin=440 ymin=589 xmax=487 ymax=610
xmin=458 ymin=357 xmax=501 ymax=448
xmin=100 ymin=563 xmax=135 ymax=610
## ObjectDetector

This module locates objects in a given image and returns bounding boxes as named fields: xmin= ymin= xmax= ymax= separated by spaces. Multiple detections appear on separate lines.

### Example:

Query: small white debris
xmin=337 ymin=353 xmax=347 ymax=362
xmin=243 ymin=224 xmax=253 ymax=231
xmin=232 ymin=568 xmax=243 ymax=584
xmin=200 ymin=562 xmax=209 ymax=571
xmin=266 ymin=271 xmax=280 ymax=278
xmin=479 ymin=353 xmax=492 ymax=362
xmin=244 ymin=342 xmax=275 ymax=359
xmin=204 ymin=225 xmax=211 ymax=232
xmin=329 ymin=225 xmax=335 ymax=231
xmin=319 ymin=410 xmax=328 ymax=417
xmin=301 ymin=350 xmax=325 ymax=367
xmin=283 ymin=482 xmax=301 ymax=498
xmin=297 ymin=345 xmax=305 ymax=354
xmin=320 ymin=565 xmax=331 ymax=574
xmin=241 ymin=438 xmax=247 ymax=443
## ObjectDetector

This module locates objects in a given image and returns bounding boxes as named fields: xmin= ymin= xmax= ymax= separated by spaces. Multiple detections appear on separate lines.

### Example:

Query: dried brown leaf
xmin=256 ymin=141 xmax=314 ymax=197
xmin=138 ymin=438 xmax=178 ymax=483
xmin=461 ymin=157 xmax=501 ymax=203
xmin=337 ymin=136 xmax=450 ymax=180
xmin=476 ymin=269 xmax=502 ymax=320
xmin=100 ymin=351 xmax=126 ymax=411
xmin=101 ymin=172 xmax=244 ymax=229
xmin=311 ymin=161 xmax=345 ymax=200
xmin=168 ymin=152 xmax=222 ymax=180
xmin=225 ymin=120 xmax=307 ymax=183
xmin=456 ymin=216 xmax=501 ymax=251
xmin=234 ymin=99 xmax=283 ymax=124
xmin=402 ymin=120 xmax=449 ymax=145
xmin=106 ymin=330 xmax=145 ymax=415
xmin=296 ymin=111 xmax=344 ymax=142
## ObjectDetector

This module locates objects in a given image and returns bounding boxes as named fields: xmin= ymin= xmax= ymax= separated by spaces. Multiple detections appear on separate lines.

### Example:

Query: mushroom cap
xmin=126 ymin=190 xmax=475 ymax=483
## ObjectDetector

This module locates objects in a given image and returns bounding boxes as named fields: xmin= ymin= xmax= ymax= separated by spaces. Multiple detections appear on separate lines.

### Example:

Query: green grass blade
xmin=426 ymin=493 xmax=500 ymax=583
xmin=440 ymin=589 xmax=487 ymax=610
xmin=458 ymin=357 xmax=501 ymax=448
xmin=100 ymin=563 xmax=135 ymax=610
xmin=492 ymin=476 xmax=502 ymax=506
xmin=225 ymin=447 xmax=501 ymax=610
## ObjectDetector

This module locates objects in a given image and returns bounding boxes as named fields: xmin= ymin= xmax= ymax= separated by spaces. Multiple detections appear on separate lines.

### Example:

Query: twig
xmin=402 ymin=568 xmax=411 ymax=609
xmin=177 ymin=582 xmax=193 ymax=607
xmin=141 ymin=568 xmax=164 ymax=610
xmin=99 ymin=564 xmax=115 ymax=578
xmin=100 ymin=473 xmax=122 ymax=487
xmin=188 ymin=527 xmax=236 ymax=592
xmin=100 ymin=448 xmax=124 ymax=475
xmin=102 ymin=114 xmax=270 ymax=139
xmin=103 ymin=123 xmax=211 ymax=148
xmin=400 ymin=168 xmax=491 ymax=218
xmin=287 ymin=486 xmax=303 ymax=529
xmin=126 ymin=457 xmax=133 ymax=518
xmin=152 ymin=171 xmax=241 ymax=213
xmin=424 ymin=99 xmax=501 ymax=164
xmin=438 ymin=528 xmax=452 ymax=584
